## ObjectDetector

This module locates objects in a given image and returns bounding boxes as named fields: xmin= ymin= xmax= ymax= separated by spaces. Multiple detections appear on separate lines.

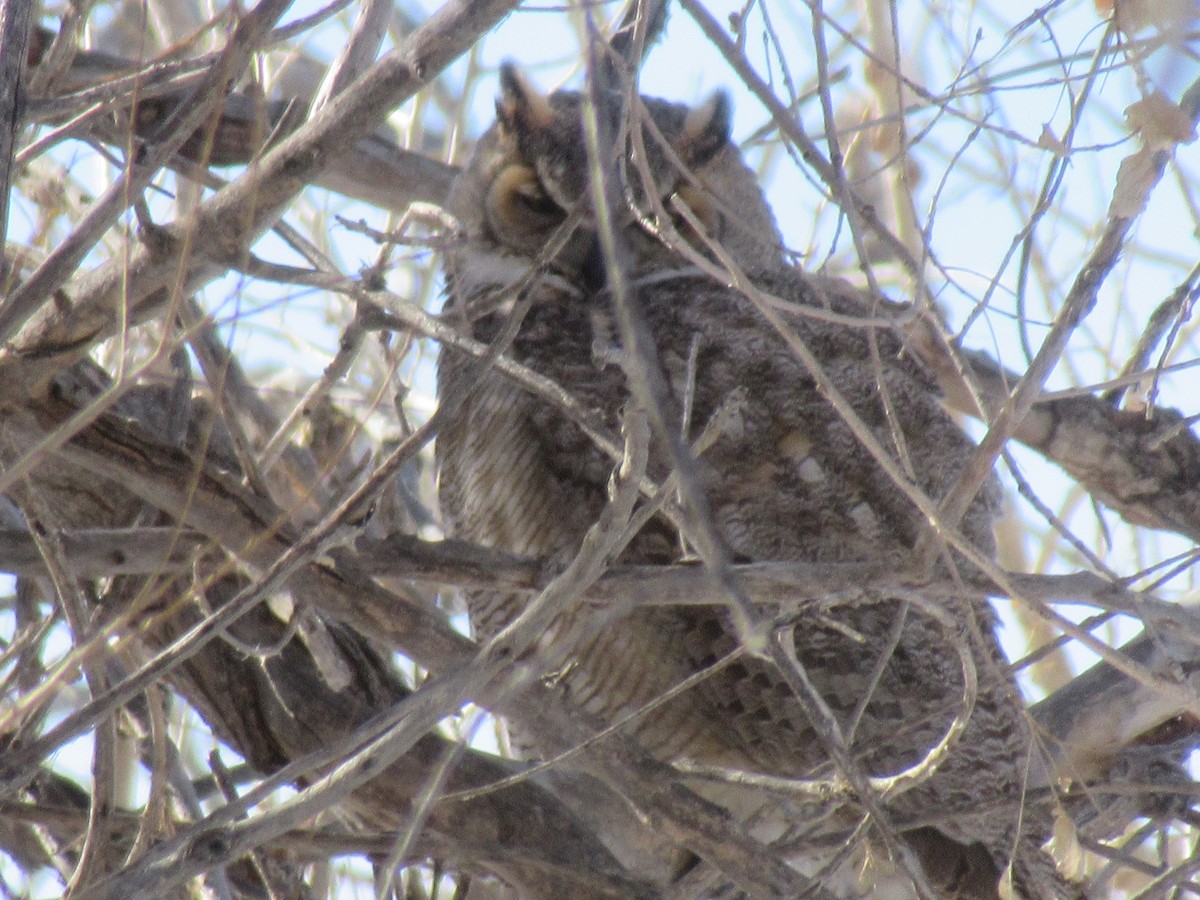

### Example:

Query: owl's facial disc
xmin=485 ymin=64 xmax=736 ymax=275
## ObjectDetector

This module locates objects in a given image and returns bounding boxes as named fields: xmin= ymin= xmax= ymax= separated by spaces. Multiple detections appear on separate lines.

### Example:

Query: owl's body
xmin=437 ymin=67 xmax=1072 ymax=898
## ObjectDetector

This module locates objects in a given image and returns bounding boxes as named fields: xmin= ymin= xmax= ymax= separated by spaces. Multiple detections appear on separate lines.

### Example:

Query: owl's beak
xmin=572 ymin=224 xmax=667 ymax=294
xmin=542 ymin=225 xmax=606 ymax=294
xmin=578 ymin=235 xmax=607 ymax=294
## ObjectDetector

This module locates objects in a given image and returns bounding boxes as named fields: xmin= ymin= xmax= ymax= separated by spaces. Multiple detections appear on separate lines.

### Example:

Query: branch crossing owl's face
xmin=445 ymin=64 xmax=784 ymax=309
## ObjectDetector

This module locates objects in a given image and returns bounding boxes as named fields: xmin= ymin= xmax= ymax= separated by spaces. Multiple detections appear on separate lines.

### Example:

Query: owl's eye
xmin=667 ymin=182 xmax=722 ymax=240
xmin=485 ymin=164 xmax=564 ymax=245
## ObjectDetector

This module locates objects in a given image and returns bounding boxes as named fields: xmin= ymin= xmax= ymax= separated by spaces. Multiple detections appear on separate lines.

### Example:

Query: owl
xmin=436 ymin=65 xmax=1076 ymax=899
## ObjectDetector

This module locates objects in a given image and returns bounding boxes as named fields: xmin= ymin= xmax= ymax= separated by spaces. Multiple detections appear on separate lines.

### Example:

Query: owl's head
xmin=445 ymin=64 xmax=784 ymax=304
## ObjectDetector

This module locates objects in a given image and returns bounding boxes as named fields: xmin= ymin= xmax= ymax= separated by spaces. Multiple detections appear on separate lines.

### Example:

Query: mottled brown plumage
xmin=436 ymin=65 xmax=1076 ymax=898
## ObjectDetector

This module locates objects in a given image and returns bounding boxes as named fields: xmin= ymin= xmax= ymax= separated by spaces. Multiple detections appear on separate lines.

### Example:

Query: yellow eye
xmin=485 ymin=164 xmax=564 ymax=248
xmin=668 ymin=182 xmax=722 ymax=240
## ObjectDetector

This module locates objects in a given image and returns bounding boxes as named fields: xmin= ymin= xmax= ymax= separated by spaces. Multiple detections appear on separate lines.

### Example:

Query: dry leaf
xmin=1037 ymin=124 xmax=1069 ymax=157
xmin=1098 ymin=0 xmax=1200 ymax=33
xmin=1108 ymin=145 xmax=1163 ymax=218
xmin=1046 ymin=809 xmax=1087 ymax=882
xmin=1126 ymin=91 xmax=1197 ymax=149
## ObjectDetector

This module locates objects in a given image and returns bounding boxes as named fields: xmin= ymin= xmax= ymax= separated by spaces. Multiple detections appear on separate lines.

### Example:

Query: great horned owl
xmin=436 ymin=65 xmax=1074 ymax=899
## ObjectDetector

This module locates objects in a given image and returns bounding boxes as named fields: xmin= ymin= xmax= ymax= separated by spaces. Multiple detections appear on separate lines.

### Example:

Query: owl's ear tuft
xmin=496 ymin=63 xmax=555 ymax=135
xmin=675 ymin=90 xmax=733 ymax=167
